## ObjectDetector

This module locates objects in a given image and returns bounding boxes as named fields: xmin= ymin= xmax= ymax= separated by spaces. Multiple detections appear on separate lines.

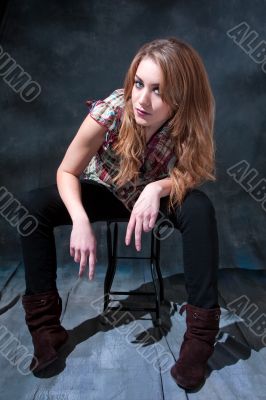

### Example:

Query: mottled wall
xmin=0 ymin=0 xmax=265 ymax=272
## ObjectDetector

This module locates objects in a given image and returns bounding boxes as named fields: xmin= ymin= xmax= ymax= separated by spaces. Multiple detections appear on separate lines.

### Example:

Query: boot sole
xmin=170 ymin=369 xmax=205 ymax=391
xmin=31 ymin=354 xmax=58 ymax=373
xmin=31 ymin=332 xmax=69 ymax=373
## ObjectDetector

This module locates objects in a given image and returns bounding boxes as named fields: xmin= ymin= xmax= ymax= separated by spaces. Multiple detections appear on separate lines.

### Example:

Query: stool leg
xmin=104 ymin=222 xmax=113 ymax=311
xmin=103 ymin=222 xmax=119 ymax=312
xmin=108 ymin=222 xmax=118 ymax=290
xmin=150 ymin=233 xmax=161 ymax=325
xmin=154 ymin=233 xmax=164 ymax=302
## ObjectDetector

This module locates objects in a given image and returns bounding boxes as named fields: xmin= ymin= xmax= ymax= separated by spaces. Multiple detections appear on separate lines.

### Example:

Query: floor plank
xmin=0 ymin=263 xmax=266 ymax=399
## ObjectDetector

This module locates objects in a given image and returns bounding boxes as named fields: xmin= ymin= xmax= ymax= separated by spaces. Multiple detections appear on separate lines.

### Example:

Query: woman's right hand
xmin=70 ymin=219 xmax=97 ymax=280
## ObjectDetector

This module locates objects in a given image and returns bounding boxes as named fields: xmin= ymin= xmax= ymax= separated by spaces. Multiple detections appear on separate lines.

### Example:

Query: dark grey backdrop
xmin=0 ymin=0 xmax=265 ymax=272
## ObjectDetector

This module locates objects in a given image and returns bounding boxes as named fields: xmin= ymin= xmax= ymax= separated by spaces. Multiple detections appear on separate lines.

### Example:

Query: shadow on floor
xmin=33 ymin=272 xmax=257 ymax=381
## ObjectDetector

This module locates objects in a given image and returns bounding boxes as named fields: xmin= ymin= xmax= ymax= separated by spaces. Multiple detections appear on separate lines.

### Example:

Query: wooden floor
xmin=0 ymin=259 xmax=265 ymax=400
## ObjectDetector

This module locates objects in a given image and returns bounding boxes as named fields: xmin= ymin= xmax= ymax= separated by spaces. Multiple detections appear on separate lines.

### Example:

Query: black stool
xmin=103 ymin=218 xmax=164 ymax=325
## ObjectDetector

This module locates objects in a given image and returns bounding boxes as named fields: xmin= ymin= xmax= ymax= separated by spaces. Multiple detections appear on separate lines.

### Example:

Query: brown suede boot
xmin=22 ymin=290 xmax=69 ymax=373
xmin=170 ymin=303 xmax=221 ymax=390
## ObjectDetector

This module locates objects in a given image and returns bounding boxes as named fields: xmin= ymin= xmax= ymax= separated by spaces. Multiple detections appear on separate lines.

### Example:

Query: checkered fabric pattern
xmin=81 ymin=88 xmax=177 ymax=211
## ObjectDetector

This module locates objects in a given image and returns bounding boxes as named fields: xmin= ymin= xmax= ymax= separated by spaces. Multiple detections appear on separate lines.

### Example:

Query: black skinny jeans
xmin=17 ymin=179 xmax=220 ymax=309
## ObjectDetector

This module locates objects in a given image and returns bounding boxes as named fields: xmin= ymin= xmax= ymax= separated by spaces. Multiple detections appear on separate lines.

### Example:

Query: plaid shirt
xmin=80 ymin=88 xmax=177 ymax=211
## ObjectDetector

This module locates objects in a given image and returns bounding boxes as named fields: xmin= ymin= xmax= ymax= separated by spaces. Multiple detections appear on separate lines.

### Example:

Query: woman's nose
xmin=139 ymin=90 xmax=151 ymax=106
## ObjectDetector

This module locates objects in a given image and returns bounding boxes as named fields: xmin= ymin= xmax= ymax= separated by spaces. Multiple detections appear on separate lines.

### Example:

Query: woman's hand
xmin=70 ymin=219 xmax=97 ymax=280
xmin=125 ymin=183 xmax=161 ymax=251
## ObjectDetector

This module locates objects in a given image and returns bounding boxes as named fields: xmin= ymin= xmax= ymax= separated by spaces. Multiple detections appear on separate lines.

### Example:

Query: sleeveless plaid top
xmin=80 ymin=88 xmax=177 ymax=211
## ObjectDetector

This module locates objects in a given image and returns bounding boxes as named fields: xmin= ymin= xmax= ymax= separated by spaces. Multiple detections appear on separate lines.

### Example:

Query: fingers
xmin=88 ymin=251 xmax=97 ymax=280
xmin=134 ymin=217 xmax=143 ymax=251
xmin=125 ymin=215 xmax=135 ymax=246
xmin=74 ymin=249 xmax=81 ymax=263
xmin=78 ymin=251 xmax=88 ymax=277
xmin=147 ymin=211 xmax=158 ymax=231
xmin=143 ymin=213 xmax=152 ymax=232
xmin=72 ymin=248 xmax=97 ymax=280
xmin=125 ymin=213 xmax=156 ymax=251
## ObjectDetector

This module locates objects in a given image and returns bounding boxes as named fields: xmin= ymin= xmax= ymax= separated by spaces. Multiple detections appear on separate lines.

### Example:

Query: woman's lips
xmin=136 ymin=108 xmax=151 ymax=117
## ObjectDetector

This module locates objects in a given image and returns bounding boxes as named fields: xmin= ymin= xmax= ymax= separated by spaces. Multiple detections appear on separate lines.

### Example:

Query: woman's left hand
xmin=125 ymin=183 xmax=161 ymax=251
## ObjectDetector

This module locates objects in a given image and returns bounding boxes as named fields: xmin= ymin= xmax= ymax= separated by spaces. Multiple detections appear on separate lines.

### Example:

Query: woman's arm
xmin=125 ymin=178 xmax=172 ymax=251
xmin=56 ymin=114 xmax=107 ymax=223
xmin=148 ymin=172 xmax=196 ymax=199
xmin=147 ymin=177 xmax=172 ymax=198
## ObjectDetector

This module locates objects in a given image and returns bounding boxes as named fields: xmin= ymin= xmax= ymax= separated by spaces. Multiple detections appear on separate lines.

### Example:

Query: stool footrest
xmin=112 ymin=256 xmax=152 ymax=260
xmin=104 ymin=220 xmax=165 ymax=323
xmin=110 ymin=291 xmax=156 ymax=296
xmin=105 ymin=306 xmax=157 ymax=312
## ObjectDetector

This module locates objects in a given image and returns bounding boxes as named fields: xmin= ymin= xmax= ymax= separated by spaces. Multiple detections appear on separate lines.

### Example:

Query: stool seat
xmin=103 ymin=218 xmax=164 ymax=325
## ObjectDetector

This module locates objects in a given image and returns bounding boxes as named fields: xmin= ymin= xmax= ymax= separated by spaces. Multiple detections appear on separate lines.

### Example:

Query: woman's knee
xmin=17 ymin=185 xmax=58 ymax=213
xmin=9 ymin=189 xmax=43 ymax=237
xmin=181 ymin=189 xmax=216 ymax=219
xmin=17 ymin=188 xmax=41 ymax=211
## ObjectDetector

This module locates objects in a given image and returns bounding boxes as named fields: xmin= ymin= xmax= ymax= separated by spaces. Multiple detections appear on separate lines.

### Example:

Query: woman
xmin=18 ymin=37 xmax=221 ymax=390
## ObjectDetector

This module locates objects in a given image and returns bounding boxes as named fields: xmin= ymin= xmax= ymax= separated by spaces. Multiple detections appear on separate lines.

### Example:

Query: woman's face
xmin=131 ymin=57 xmax=172 ymax=136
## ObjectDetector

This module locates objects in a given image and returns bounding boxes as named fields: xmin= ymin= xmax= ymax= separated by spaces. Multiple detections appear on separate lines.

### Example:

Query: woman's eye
xmin=134 ymin=80 xmax=142 ymax=88
xmin=134 ymin=80 xmax=160 ymax=95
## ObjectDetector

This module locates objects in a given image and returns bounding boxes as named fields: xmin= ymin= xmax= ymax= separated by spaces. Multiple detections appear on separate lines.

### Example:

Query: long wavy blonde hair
xmin=112 ymin=37 xmax=216 ymax=213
